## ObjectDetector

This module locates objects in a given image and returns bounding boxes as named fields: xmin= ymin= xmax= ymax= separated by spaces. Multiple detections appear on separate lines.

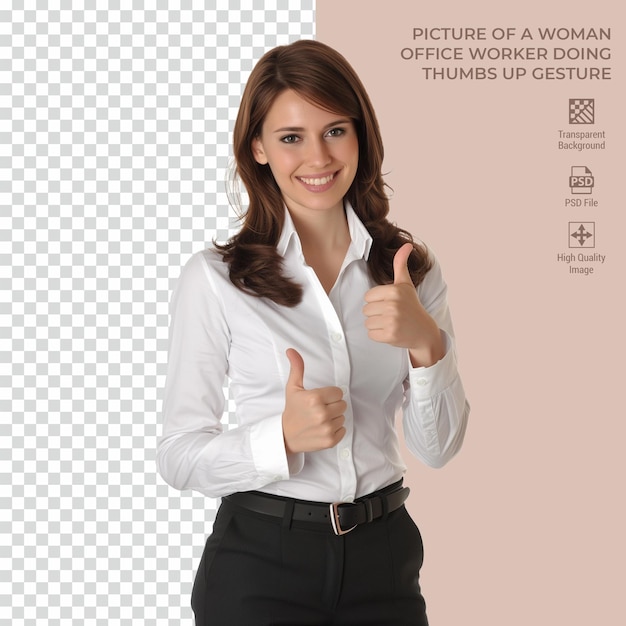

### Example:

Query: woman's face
xmin=252 ymin=89 xmax=359 ymax=220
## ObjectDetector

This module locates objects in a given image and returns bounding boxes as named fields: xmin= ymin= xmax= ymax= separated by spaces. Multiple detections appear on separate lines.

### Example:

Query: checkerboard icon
xmin=569 ymin=99 xmax=595 ymax=124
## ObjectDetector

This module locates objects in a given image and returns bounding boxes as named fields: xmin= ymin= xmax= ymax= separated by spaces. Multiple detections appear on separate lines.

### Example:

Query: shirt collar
xmin=276 ymin=201 xmax=373 ymax=261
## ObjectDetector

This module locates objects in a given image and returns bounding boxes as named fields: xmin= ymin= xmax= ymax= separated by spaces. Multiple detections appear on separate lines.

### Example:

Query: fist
xmin=363 ymin=243 xmax=445 ymax=367
xmin=282 ymin=349 xmax=347 ymax=454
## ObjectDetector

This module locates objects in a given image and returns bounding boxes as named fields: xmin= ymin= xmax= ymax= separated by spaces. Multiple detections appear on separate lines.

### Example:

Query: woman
xmin=157 ymin=39 xmax=469 ymax=625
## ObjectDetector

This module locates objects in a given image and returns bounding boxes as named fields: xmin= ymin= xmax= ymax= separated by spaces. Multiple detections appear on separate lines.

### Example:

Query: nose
xmin=306 ymin=138 xmax=331 ymax=167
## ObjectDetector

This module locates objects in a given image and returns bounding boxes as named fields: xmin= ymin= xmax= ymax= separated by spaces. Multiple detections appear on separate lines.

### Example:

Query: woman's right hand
xmin=281 ymin=348 xmax=347 ymax=454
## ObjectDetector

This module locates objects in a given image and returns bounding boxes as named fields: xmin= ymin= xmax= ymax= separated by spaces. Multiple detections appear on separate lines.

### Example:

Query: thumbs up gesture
xmin=363 ymin=243 xmax=445 ymax=367
xmin=282 ymin=349 xmax=347 ymax=455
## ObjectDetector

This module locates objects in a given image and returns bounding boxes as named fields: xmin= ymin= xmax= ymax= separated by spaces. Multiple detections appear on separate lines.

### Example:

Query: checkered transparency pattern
xmin=2 ymin=2 xmax=314 ymax=624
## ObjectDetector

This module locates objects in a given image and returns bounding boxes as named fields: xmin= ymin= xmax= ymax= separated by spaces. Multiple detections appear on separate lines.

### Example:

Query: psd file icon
xmin=569 ymin=166 xmax=594 ymax=194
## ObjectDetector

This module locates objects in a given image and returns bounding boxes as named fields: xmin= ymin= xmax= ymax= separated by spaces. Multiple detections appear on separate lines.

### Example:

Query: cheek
xmin=342 ymin=137 xmax=359 ymax=167
xmin=267 ymin=151 xmax=298 ymax=180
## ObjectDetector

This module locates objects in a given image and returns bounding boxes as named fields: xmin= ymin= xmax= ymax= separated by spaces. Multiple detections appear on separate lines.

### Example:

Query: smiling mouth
xmin=298 ymin=172 xmax=335 ymax=186
xmin=296 ymin=171 xmax=339 ymax=191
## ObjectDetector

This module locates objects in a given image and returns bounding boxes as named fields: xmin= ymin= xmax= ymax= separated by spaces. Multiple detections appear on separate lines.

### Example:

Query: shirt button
xmin=331 ymin=332 xmax=343 ymax=343
xmin=416 ymin=377 xmax=428 ymax=386
xmin=340 ymin=385 xmax=348 ymax=396
xmin=340 ymin=448 xmax=351 ymax=460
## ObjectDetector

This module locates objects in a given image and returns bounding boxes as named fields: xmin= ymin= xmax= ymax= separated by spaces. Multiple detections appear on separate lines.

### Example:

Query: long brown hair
xmin=216 ymin=39 xmax=431 ymax=306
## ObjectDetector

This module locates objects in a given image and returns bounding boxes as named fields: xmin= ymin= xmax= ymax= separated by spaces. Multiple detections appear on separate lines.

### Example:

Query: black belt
xmin=224 ymin=481 xmax=410 ymax=536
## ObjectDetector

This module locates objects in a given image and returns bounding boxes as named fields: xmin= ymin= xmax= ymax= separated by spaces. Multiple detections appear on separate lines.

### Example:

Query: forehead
xmin=262 ymin=89 xmax=349 ymax=131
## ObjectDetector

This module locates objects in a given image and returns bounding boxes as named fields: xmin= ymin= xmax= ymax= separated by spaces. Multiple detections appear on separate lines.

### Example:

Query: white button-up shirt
xmin=157 ymin=204 xmax=469 ymax=502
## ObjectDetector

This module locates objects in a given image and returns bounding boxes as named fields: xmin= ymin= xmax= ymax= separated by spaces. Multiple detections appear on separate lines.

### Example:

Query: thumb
xmin=285 ymin=348 xmax=306 ymax=391
xmin=393 ymin=243 xmax=414 ymax=285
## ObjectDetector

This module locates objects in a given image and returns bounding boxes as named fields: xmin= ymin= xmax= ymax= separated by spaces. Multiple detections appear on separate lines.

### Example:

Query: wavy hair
xmin=216 ymin=39 xmax=431 ymax=306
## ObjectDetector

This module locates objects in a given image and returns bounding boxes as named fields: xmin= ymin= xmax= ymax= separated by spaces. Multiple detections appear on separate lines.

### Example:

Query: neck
xmin=287 ymin=203 xmax=351 ymax=295
xmin=288 ymin=204 xmax=350 ymax=254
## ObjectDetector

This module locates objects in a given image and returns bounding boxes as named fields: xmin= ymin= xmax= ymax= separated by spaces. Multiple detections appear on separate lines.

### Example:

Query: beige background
xmin=318 ymin=1 xmax=624 ymax=624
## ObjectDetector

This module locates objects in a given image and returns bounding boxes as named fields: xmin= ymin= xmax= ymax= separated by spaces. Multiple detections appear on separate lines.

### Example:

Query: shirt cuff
xmin=408 ymin=330 xmax=458 ymax=399
xmin=249 ymin=415 xmax=303 ymax=483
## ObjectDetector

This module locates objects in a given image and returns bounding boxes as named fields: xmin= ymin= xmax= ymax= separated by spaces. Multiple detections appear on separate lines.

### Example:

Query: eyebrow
xmin=272 ymin=119 xmax=352 ymax=133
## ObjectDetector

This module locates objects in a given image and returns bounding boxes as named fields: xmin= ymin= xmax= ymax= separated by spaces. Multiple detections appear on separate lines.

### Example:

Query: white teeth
xmin=299 ymin=173 xmax=334 ymax=186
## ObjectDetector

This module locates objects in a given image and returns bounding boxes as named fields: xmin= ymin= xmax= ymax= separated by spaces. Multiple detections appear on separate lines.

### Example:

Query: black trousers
xmin=191 ymin=490 xmax=429 ymax=626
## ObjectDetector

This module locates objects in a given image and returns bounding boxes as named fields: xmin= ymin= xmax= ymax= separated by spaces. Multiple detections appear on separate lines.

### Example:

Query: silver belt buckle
xmin=330 ymin=502 xmax=357 ymax=536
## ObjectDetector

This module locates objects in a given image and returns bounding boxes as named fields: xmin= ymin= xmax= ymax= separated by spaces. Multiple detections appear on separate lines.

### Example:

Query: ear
xmin=251 ymin=137 xmax=268 ymax=165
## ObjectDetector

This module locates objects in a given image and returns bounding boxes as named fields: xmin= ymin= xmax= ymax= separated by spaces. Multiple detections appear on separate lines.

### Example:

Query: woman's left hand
xmin=363 ymin=243 xmax=446 ymax=368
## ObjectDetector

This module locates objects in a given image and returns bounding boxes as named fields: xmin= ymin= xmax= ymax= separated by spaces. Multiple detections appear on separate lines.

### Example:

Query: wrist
xmin=408 ymin=332 xmax=445 ymax=368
